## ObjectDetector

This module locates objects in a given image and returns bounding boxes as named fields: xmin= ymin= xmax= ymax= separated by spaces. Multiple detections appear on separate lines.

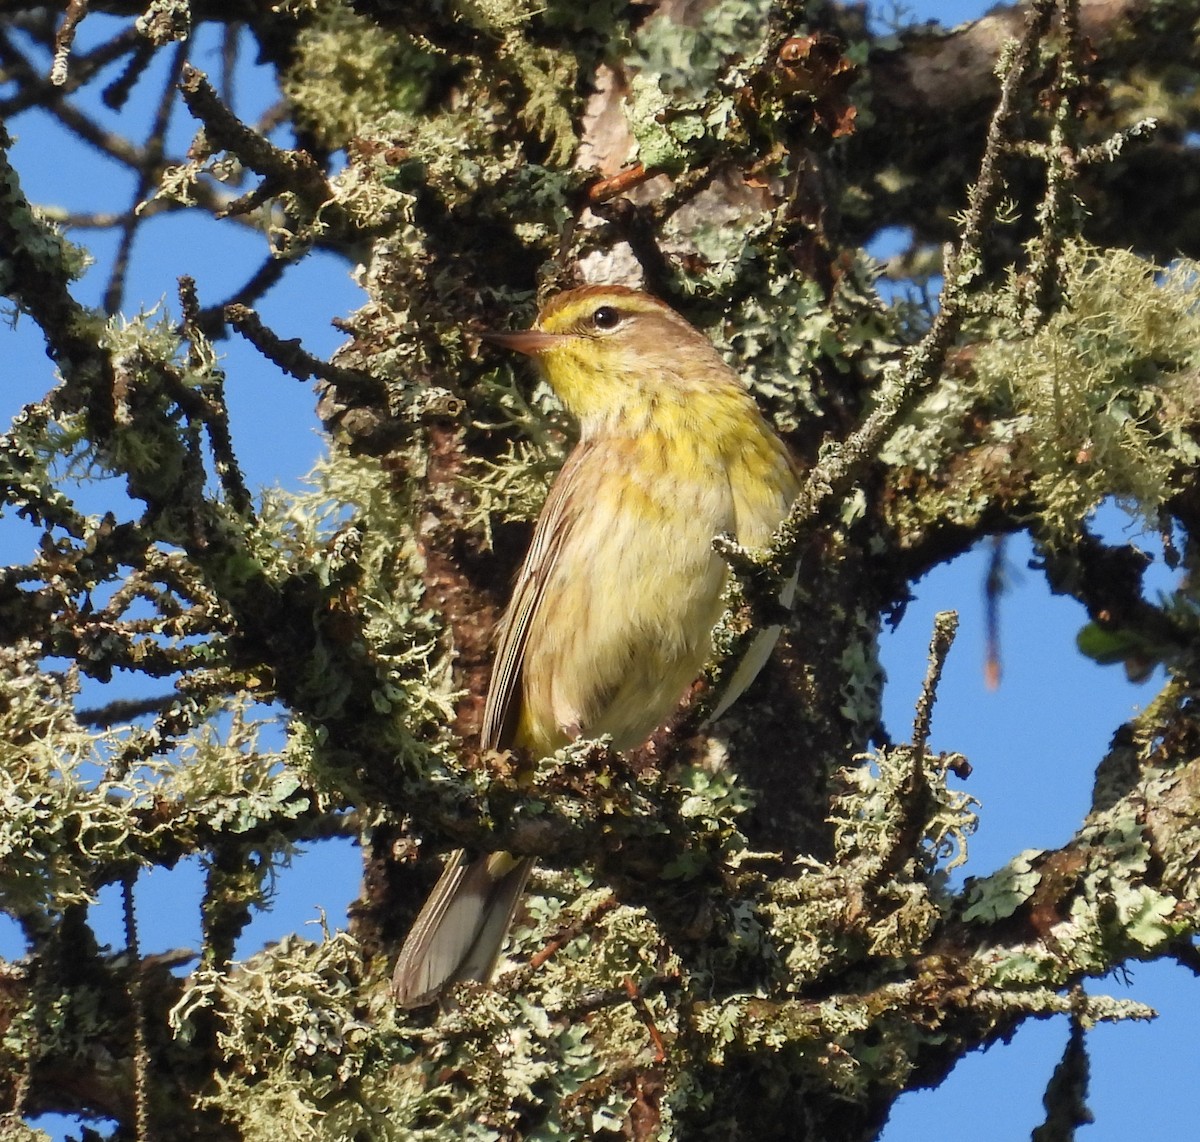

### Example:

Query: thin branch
xmin=76 ymin=693 xmax=179 ymax=727
xmin=622 ymin=975 xmax=668 ymax=1064
xmin=528 ymin=895 xmax=619 ymax=971
xmin=178 ymin=275 xmax=254 ymax=517
xmin=178 ymin=63 xmax=331 ymax=208
xmin=0 ymin=35 xmax=300 ymax=233
xmin=122 ymin=874 xmax=153 ymax=1142
xmin=49 ymin=0 xmax=88 ymax=87
xmin=584 ymin=162 xmax=650 ymax=205
xmin=55 ymin=191 xmax=266 ymax=233
xmin=1023 ymin=0 xmax=1083 ymax=324
xmin=1031 ymin=995 xmax=1093 ymax=1142
xmin=911 ymin=610 xmax=959 ymax=754
xmin=770 ymin=0 xmax=1057 ymax=569
xmin=225 ymin=302 xmax=381 ymax=396
xmin=196 ymin=254 xmax=288 ymax=333
xmin=0 ymin=28 xmax=141 ymax=161
xmin=102 ymin=34 xmax=157 ymax=111
xmin=0 ymin=10 xmax=140 ymax=113
xmin=103 ymin=37 xmax=189 ymax=315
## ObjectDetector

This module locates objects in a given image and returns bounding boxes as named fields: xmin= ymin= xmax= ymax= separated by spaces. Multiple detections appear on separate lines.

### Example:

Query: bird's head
xmin=482 ymin=286 xmax=734 ymax=426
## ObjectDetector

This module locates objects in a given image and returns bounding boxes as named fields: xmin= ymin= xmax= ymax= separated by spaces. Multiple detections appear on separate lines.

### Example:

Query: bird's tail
xmin=392 ymin=849 xmax=535 ymax=1008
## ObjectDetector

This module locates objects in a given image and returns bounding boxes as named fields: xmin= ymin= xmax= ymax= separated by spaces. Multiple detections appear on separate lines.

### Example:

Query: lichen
xmin=256 ymin=449 xmax=461 ymax=781
xmin=0 ymin=641 xmax=131 ymax=917
xmin=882 ymin=242 xmax=1200 ymax=543
xmin=281 ymin=4 xmax=437 ymax=148
xmin=171 ymin=921 xmax=650 ymax=1140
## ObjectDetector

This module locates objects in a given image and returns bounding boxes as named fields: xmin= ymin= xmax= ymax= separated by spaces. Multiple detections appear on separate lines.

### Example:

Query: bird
xmin=391 ymin=285 xmax=800 ymax=1007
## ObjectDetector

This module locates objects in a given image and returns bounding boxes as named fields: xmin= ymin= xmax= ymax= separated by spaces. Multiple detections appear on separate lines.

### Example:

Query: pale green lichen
xmin=0 ymin=400 xmax=90 ymax=531
xmin=962 ymin=849 xmax=1045 ymax=924
xmin=689 ymin=236 xmax=898 ymax=435
xmin=965 ymin=750 xmax=1193 ymax=986
xmin=170 ymin=920 xmax=648 ymax=1140
xmin=634 ymin=0 xmax=772 ymax=98
xmin=883 ymin=242 xmax=1200 ymax=542
xmin=1058 ymin=815 xmax=1186 ymax=969
xmin=10 ymin=4 xmax=1200 ymax=1135
xmin=282 ymin=4 xmax=437 ymax=147
xmin=626 ymin=0 xmax=771 ymax=172
xmin=0 ymin=636 xmax=322 ymax=927
xmin=282 ymin=0 xmax=591 ymax=171
xmin=764 ymin=745 xmax=978 ymax=991
xmin=257 ymin=449 xmax=461 ymax=779
xmin=985 ymin=247 xmax=1200 ymax=537
xmin=458 ymin=436 xmax=563 ymax=542
xmin=0 ymin=642 xmax=131 ymax=917
xmin=831 ymin=747 xmax=979 ymax=879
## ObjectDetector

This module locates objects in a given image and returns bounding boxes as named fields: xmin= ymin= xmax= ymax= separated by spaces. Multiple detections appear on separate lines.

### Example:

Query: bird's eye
xmin=591 ymin=305 xmax=622 ymax=330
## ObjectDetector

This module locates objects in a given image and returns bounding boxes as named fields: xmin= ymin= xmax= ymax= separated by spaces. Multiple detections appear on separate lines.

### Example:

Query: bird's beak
xmin=479 ymin=329 xmax=564 ymax=357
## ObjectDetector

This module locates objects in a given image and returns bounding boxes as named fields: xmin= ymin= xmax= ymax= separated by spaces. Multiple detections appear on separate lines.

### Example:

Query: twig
xmin=50 ymin=0 xmax=89 ymax=87
xmin=528 ymin=895 xmax=620 ymax=970
xmin=0 ymin=30 xmax=142 ymax=165
xmin=76 ymin=693 xmax=179 ymax=728
xmin=585 ymin=163 xmax=650 ymax=205
xmin=623 ymin=976 xmax=667 ymax=1063
xmin=870 ymin=609 xmax=960 ymax=883
xmin=199 ymin=847 xmax=254 ymax=973
xmin=102 ymin=35 xmax=158 ymax=111
xmin=911 ymin=610 xmax=959 ymax=755
xmin=589 ymin=195 xmax=678 ymax=299
xmin=215 ymin=176 xmax=281 ymax=220
xmin=0 ymin=30 xmax=236 ymax=223
xmin=10 ymin=956 xmax=36 ymax=1120
xmin=105 ymin=666 xmax=245 ymax=780
xmin=1024 ymin=0 xmax=1082 ymax=324
xmin=178 ymin=63 xmax=331 ymax=208
xmin=225 ymin=303 xmax=381 ymax=396
xmin=104 ymin=38 xmax=189 ymax=315
xmin=0 ymin=20 xmax=141 ymax=115
xmin=56 ymin=195 xmax=261 ymax=233
xmin=122 ymin=874 xmax=154 ymax=1142
xmin=179 ymin=276 xmax=254 ymax=517
xmin=196 ymin=254 xmax=289 ymax=332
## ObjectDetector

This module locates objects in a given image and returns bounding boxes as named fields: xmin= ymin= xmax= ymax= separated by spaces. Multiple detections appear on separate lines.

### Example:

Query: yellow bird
xmin=392 ymin=285 xmax=800 ymax=1007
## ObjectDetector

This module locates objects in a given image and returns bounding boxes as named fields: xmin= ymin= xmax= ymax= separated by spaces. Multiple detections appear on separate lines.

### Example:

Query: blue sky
xmin=2 ymin=3 xmax=1196 ymax=1139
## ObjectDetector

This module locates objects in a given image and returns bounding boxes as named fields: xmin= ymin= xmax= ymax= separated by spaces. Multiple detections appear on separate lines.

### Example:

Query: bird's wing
xmin=480 ymin=446 xmax=586 ymax=751
xmin=392 ymin=448 xmax=588 ymax=1006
